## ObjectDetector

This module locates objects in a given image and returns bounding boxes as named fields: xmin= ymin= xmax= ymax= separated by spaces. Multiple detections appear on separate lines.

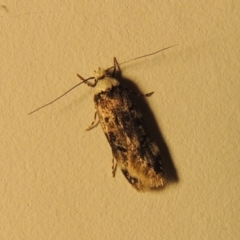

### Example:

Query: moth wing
xmin=95 ymin=85 xmax=166 ymax=191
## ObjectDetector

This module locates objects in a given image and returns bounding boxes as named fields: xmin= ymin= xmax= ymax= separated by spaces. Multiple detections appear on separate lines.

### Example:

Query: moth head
xmin=94 ymin=67 xmax=107 ymax=80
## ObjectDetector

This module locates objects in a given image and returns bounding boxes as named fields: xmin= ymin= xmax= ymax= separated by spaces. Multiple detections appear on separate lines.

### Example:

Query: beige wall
xmin=1 ymin=1 xmax=239 ymax=239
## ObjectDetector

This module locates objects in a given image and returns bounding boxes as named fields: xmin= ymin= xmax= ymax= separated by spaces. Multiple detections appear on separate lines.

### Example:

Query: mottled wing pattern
xmin=94 ymin=84 xmax=166 ymax=191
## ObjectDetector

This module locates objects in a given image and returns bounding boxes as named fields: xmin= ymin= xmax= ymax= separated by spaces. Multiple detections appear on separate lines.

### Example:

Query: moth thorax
xmin=94 ymin=76 xmax=120 ymax=94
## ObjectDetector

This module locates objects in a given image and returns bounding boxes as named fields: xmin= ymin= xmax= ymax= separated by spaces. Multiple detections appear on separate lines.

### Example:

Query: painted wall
xmin=1 ymin=1 xmax=239 ymax=239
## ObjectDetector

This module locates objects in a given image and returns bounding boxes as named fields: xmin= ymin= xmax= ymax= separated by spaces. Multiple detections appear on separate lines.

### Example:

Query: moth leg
xmin=85 ymin=110 xmax=99 ymax=131
xmin=112 ymin=156 xmax=118 ymax=177
xmin=123 ymin=86 xmax=154 ymax=97
xmin=112 ymin=57 xmax=121 ymax=77
xmin=77 ymin=74 xmax=97 ymax=87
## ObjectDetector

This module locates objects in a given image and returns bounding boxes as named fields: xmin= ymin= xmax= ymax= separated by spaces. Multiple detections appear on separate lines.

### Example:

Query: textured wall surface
xmin=1 ymin=1 xmax=239 ymax=239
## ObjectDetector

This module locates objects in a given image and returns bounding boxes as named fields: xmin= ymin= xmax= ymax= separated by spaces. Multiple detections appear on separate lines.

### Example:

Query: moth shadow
xmin=115 ymin=71 xmax=179 ymax=183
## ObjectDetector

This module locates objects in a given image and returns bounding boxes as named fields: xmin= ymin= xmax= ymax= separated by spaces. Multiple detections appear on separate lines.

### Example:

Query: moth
xmin=29 ymin=47 xmax=174 ymax=191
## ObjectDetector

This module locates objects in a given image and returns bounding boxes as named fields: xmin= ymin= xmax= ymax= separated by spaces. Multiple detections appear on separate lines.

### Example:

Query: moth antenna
xmin=29 ymin=77 xmax=94 ymax=114
xmin=29 ymin=45 xmax=176 ymax=114
xmin=106 ymin=44 xmax=176 ymax=71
